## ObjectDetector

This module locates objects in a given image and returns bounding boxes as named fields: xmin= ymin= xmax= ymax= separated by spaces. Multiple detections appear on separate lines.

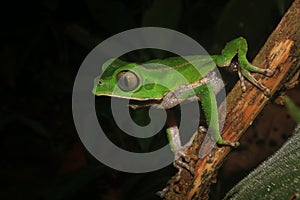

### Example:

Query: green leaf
xmin=224 ymin=124 xmax=300 ymax=200
xmin=285 ymin=96 xmax=300 ymax=123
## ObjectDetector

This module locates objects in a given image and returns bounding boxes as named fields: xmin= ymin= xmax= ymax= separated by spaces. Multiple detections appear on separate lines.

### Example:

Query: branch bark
xmin=164 ymin=0 xmax=300 ymax=199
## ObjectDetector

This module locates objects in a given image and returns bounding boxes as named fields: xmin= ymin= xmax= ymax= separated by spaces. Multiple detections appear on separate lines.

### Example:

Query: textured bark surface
xmin=164 ymin=0 xmax=300 ymax=199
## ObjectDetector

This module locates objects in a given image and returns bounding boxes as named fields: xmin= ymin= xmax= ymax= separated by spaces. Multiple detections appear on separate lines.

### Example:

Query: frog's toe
xmin=263 ymin=69 xmax=274 ymax=76
xmin=174 ymin=158 xmax=194 ymax=174
xmin=225 ymin=140 xmax=240 ymax=148
xmin=206 ymin=153 xmax=214 ymax=163
xmin=263 ymin=88 xmax=271 ymax=97
xmin=218 ymin=138 xmax=239 ymax=148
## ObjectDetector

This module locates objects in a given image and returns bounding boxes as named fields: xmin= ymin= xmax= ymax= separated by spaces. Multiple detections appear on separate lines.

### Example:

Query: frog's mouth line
xmin=94 ymin=93 xmax=162 ymax=101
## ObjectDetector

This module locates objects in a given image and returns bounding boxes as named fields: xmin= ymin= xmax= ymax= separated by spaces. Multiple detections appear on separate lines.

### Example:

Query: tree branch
xmin=164 ymin=0 xmax=300 ymax=199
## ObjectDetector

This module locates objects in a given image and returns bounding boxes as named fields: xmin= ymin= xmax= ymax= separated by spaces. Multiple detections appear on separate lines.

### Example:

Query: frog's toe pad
xmin=223 ymin=140 xmax=240 ymax=148
xmin=232 ymin=141 xmax=240 ymax=148
xmin=264 ymin=69 xmax=274 ymax=76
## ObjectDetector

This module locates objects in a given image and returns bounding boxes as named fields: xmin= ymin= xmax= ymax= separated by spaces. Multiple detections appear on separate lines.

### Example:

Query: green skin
xmin=93 ymin=37 xmax=273 ymax=162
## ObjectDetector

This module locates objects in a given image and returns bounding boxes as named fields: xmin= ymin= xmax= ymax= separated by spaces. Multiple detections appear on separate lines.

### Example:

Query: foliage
xmin=224 ymin=124 xmax=300 ymax=199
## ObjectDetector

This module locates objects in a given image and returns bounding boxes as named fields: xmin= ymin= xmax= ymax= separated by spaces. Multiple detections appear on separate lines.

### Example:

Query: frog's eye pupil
xmin=117 ymin=70 xmax=140 ymax=92
xmin=98 ymin=80 xmax=103 ymax=85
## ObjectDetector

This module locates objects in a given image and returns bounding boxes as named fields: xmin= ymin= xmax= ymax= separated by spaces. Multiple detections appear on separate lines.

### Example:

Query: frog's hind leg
xmin=212 ymin=37 xmax=273 ymax=96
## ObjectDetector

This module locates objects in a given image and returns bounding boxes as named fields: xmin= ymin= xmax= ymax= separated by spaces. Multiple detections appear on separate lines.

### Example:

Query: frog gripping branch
xmin=92 ymin=37 xmax=273 ymax=192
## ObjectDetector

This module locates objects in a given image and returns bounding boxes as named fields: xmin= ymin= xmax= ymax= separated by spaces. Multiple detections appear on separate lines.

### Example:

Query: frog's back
xmin=144 ymin=55 xmax=216 ymax=83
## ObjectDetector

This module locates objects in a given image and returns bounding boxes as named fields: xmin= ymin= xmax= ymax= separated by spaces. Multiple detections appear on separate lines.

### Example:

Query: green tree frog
xmin=92 ymin=37 xmax=273 ymax=170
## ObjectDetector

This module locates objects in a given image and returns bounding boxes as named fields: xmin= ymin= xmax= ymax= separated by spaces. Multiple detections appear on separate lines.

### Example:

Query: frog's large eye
xmin=116 ymin=70 xmax=140 ymax=92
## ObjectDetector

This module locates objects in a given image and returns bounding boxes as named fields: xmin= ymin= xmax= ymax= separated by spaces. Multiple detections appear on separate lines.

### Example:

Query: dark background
xmin=0 ymin=0 xmax=298 ymax=199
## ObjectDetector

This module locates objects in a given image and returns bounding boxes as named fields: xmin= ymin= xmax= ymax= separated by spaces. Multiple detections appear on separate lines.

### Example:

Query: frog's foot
xmin=221 ymin=140 xmax=240 ymax=148
xmin=214 ymin=134 xmax=240 ymax=148
xmin=198 ymin=126 xmax=208 ymax=134
xmin=206 ymin=152 xmax=214 ymax=163
xmin=156 ymin=151 xmax=194 ymax=198
xmin=174 ymin=148 xmax=195 ymax=177
xmin=231 ymin=58 xmax=274 ymax=96
xmin=198 ymin=126 xmax=239 ymax=159
xmin=173 ymin=156 xmax=194 ymax=182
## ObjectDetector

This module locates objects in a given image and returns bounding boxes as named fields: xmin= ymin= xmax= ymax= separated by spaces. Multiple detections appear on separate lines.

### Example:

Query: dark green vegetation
xmin=224 ymin=124 xmax=300 ymax=200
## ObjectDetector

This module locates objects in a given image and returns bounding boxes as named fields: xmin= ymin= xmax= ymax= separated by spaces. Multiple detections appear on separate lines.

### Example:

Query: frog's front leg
xmin=166 ymin=111 xmax=195 ymax=177
xmin=156 ymin=113 xmax=196 ymax=198
xmin=212 ymin=37 xmax=274 ymax=96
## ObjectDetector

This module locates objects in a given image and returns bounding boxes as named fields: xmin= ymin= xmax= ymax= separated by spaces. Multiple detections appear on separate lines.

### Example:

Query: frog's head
xmin=93 ymin=58 xmax=157 ymax=100
xmin=93 ymin=58 xmax=173 ymax=101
